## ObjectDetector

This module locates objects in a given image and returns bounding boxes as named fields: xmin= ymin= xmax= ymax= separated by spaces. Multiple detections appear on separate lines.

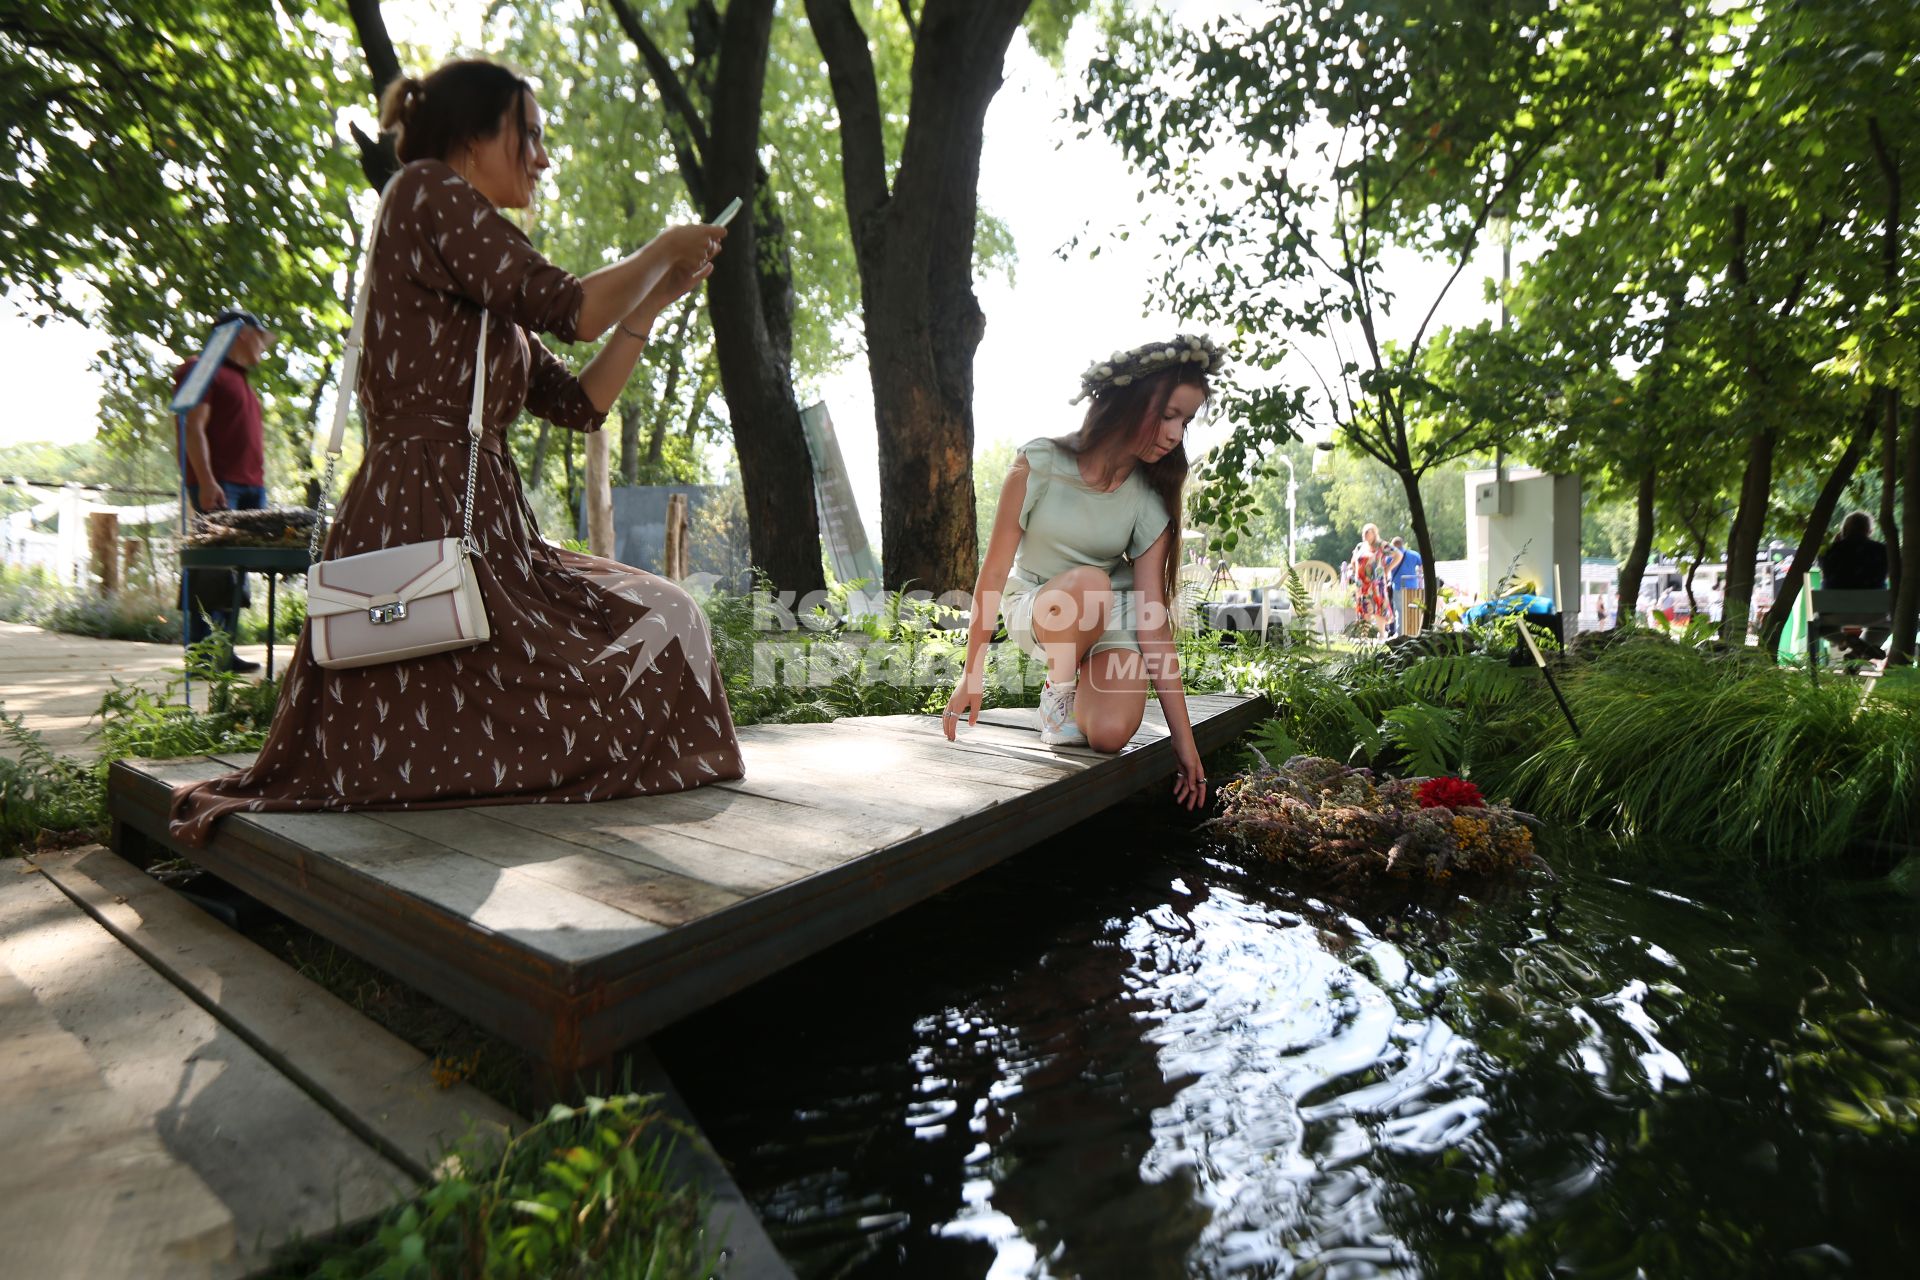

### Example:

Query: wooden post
xmin=87 ymin=510 xmax=120 ymax=595
xmin=122 ymin=537 xmax=143 ymax=587
xmin=585 ymin=429 xmax=615 ymax=558
xmin=664 ymin=492 xmax=689 ymax=580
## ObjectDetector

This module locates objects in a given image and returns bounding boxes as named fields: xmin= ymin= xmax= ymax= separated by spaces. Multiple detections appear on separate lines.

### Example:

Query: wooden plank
xmin=111 ymin=766 xmax=581 ymax=1059
xmin=32 ymin=846 xmax=523 ymax=1179
xmin=571 ymin=694 xmax=1271 ymax=1053
xmin=525 ymin=785 xmax=931 ymax=869
xmin=477 ymin=804 xmax=826 ymax=896
xmin=0 ymin=956 xmax=238 ymax=1280
xmin=714 ymin=723 xmax=1046 ymax=820
xmin=738 ymin=722 xmax=1088 ymax=798
xmin=113 ymin=764 xmax=664 ymax=968
xmin=0 ymin=868 xmax=412 ymax=1274
xmin=794 ymin=718 xmax=1100 ymax=784
xmin=361 ymin=809 xmax=740 ymax=932
xmin=838 ymin=712 xmax=1106 ymax=769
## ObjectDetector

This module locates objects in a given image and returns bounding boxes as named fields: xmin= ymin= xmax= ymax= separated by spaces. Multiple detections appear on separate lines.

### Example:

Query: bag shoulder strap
xmin=311 ymin=169 xmax=491 ymax=561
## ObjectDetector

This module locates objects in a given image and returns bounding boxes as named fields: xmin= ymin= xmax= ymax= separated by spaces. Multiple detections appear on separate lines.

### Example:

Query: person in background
xmin=173 ymin=309 xmax=276 ymax=672
xmin=1389 ymin=535 xmax=1423 ymax=636
xmin=1817 ymin=511 xmax=1890 ymax=661
xmin=1352 ymin=523 xmax=1391 ymax=637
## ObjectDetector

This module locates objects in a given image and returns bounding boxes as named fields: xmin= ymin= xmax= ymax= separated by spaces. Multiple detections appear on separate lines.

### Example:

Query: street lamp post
xmin=1277 ymin=454 xmax=1298 ymax=567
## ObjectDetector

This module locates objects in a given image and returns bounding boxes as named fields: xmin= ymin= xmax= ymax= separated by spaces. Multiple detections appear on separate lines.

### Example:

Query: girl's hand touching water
xmin=1173 ymin=740 xmax=1209 ymax=811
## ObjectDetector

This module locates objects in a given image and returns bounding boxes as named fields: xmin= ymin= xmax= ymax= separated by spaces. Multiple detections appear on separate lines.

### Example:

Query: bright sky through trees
xmin=0 ymin=0 xmax=1513 ymax=550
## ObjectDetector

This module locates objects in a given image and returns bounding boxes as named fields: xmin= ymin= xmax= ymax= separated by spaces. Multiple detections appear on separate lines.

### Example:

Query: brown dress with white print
xmin=169 ymin=159 xmax=745 ymax=846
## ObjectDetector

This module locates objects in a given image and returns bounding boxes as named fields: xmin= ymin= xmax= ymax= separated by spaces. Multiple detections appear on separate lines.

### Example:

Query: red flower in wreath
xmin=1417 ymin=777 xmax=1485 ymax=810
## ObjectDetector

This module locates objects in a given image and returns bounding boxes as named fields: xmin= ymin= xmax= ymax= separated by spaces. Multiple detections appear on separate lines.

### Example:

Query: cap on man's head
xmin=212 ymin=308 xmax=273 ymax=336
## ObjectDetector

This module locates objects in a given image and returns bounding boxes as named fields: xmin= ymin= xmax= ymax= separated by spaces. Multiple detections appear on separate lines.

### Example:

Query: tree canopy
xmin=3 ymin=0 xmax=365 ymax=453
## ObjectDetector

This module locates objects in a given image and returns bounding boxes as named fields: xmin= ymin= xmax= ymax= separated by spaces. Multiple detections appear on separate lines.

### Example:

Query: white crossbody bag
xmin=304 ymin=175 xmax=493 ymax=670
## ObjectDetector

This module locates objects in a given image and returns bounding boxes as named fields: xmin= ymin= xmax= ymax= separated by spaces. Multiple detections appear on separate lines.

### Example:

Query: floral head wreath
xmin=1070 ymin=333 xmax=1224 ymax=405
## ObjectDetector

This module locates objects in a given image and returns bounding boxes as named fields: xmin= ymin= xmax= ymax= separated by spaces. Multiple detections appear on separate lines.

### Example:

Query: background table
xmin=177 ymin=545 xmax=311 ymax=680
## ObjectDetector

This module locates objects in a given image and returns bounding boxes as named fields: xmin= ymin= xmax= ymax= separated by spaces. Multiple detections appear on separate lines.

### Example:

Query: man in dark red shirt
xmin=173 ymin=309 xmax=275 ymax=670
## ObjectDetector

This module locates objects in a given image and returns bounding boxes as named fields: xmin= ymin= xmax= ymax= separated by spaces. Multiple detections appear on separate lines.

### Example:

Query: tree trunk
xmin=609 ymin=0 xmax=824 ymax=596
xmin=1399 ymin=465 xmax=1438 ymax=621
xmin=1719 ymin=203 xmax=1776 ymax=647
xmin=619 ymin=401 xmax=642 ymax=486
xmin=808 ymin=0 xmax=1029 ymax=596
xmin=1616 ymin=464 xmax=1657 ymax=629
xmin=1869 ymin=115 xmax=1905 ymax=629
xmin=1890 ymin=399 xmax=1920 ymax=664
xmin=585 ymin=429 xmax=615 ymax=557
xmin=647 ymin=301 xmax=699 ymax=471
xmin=1882 ymin=393 xmax=1902 ymax=594
xmin=345 ymin=0 xmax=402 ymax=188
xmin=530 ymin=421 xmax=552 ymax=491
xmin=1719 ymin=426 xmax=1776 ymax=645
xmin=683 ymin=361 xmax=716 ymax=445
xmin=1758 ymin=399 xmax=1878 ymax=654
xmin=704 ymin=1 xmax=824 ymax=595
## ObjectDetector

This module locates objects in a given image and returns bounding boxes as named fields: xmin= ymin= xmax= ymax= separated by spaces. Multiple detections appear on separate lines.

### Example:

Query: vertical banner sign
xmin=799 ymin=402 xmax=882 ymax=611
xmin=169 ymin=319 xmax=245 ymax=415
xmin=169 ymin=318 xmax=245 ymax=696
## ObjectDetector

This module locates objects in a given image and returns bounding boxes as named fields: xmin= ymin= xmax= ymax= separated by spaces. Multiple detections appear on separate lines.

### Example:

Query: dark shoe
xmin=223 ymin=652 xmax=262 ymax=674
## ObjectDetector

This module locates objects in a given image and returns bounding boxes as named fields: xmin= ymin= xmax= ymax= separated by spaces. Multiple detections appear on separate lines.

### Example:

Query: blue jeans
xmin=186 ymin=482 xmax=267 ymax=646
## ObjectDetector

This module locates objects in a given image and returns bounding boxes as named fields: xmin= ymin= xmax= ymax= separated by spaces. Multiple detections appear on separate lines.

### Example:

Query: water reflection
xmin=657 ymin=799 xmax=1920 ymax=1278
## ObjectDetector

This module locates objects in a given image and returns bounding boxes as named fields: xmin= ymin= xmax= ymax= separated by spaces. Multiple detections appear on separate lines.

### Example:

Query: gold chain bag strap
xmin=304 ymin=174 xmax=493 ymax=670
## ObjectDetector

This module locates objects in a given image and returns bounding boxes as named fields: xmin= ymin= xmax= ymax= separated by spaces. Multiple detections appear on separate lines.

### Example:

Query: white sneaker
xmin=1036 ymin=676 xmax=1087 ymax=746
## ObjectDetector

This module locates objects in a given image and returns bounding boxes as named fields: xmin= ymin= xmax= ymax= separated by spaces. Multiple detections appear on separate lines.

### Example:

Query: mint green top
xmin=1006 ymin=436 xmax=1172 ymax=591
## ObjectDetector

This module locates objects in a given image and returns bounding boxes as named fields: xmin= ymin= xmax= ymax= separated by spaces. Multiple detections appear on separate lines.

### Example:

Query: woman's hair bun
xmin=377 ymin=75 xmax=427 ymax=134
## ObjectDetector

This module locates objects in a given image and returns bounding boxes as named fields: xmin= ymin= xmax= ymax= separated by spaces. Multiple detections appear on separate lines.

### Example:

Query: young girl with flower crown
xmin=941 ymin=335 xmax=1220 ymax=812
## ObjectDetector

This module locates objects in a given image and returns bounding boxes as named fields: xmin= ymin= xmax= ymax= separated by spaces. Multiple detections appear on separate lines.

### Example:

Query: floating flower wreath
xmin=1206 ymin=754 xmax=1545 ymax=887
xmin=1070 ymin=332 xmax=1225 ymax=404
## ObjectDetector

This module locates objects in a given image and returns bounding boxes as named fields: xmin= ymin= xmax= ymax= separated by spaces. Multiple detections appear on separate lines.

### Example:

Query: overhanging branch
xmin=803 ymin=0 xmax=890 ymax=222
xmin=606 ymin=0 xmax=711 ymax=197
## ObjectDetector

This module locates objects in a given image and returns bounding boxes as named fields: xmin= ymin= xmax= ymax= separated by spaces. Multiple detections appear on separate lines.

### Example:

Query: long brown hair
xmin=378 ymin=60 xmax=534 ymax=167
xmin=1059 ymin=363 xmax=1207 ymax=608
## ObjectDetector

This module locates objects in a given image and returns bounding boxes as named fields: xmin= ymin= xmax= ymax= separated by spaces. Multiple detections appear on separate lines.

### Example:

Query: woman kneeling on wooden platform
xmin=941 ymin=335 xmax=1219 ymax=812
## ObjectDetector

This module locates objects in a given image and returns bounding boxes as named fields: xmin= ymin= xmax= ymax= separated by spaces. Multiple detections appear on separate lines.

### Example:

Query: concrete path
xmin=0 ymin=845 xmax=520 ymax=1279
xmin=0 ymin=621 xmax=271 ymax=760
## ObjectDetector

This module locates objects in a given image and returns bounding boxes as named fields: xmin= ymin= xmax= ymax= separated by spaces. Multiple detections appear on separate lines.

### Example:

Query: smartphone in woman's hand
xmin=710 ymin=196 xmax=743 ymax=227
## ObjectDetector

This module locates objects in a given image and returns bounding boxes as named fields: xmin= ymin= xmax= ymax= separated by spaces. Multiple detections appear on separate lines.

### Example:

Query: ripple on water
xmin=655 ymin=813 xmax=1920 ymax=1279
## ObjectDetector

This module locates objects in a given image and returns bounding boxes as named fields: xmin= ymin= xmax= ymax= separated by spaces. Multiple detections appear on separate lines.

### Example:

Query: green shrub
xmin=0 ymin=710 xmax=106 ymax=854
xmin=1 ymin=639 xmax=280 ymax=856
xmin=0 ymin=563 xmax=182 ymax=641
xmin=266 ymin=1093 xmax=722 ymax=1280
xmin=700 ymin=574 xmax=1042 ymax=727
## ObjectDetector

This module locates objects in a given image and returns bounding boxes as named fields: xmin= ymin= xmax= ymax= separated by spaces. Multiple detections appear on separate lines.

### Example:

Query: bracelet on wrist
xmin=618 ymin=321 xmax=650 ymax=341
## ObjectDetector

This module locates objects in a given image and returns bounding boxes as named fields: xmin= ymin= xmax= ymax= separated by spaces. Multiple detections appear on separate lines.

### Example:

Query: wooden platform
xmin=109 ymin=694 xmax=1265 ymax=1084
xmin=0 ymin=846 xmax=519 ymax=1279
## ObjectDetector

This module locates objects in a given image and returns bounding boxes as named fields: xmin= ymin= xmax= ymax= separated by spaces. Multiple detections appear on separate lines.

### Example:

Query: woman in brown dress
xmin=170 ymin=59 xmax=746 ymax=845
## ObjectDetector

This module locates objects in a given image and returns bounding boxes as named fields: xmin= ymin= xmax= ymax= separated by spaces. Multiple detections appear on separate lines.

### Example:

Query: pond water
xmin=656 ymin=795 xmax=1920 ymax=1278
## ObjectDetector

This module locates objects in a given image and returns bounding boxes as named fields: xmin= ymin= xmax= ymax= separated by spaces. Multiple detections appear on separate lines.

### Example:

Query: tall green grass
xmin=1500 ymin=643 xmax=1920 ymax=864
xmin=1228 ymin=630 xmax=1920 ymax=865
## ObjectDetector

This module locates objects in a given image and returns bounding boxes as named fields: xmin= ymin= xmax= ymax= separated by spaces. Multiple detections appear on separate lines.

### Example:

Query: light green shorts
xmin=1001 ymin=565 xmax=1140 ymax=662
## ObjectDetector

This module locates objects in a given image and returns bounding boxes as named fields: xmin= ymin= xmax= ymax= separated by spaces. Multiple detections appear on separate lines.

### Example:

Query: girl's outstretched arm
xmin=944 ymin=456 xmax=1029 ymax=740
xmin=1133 ymin=529 xmax=1208 ymax=810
